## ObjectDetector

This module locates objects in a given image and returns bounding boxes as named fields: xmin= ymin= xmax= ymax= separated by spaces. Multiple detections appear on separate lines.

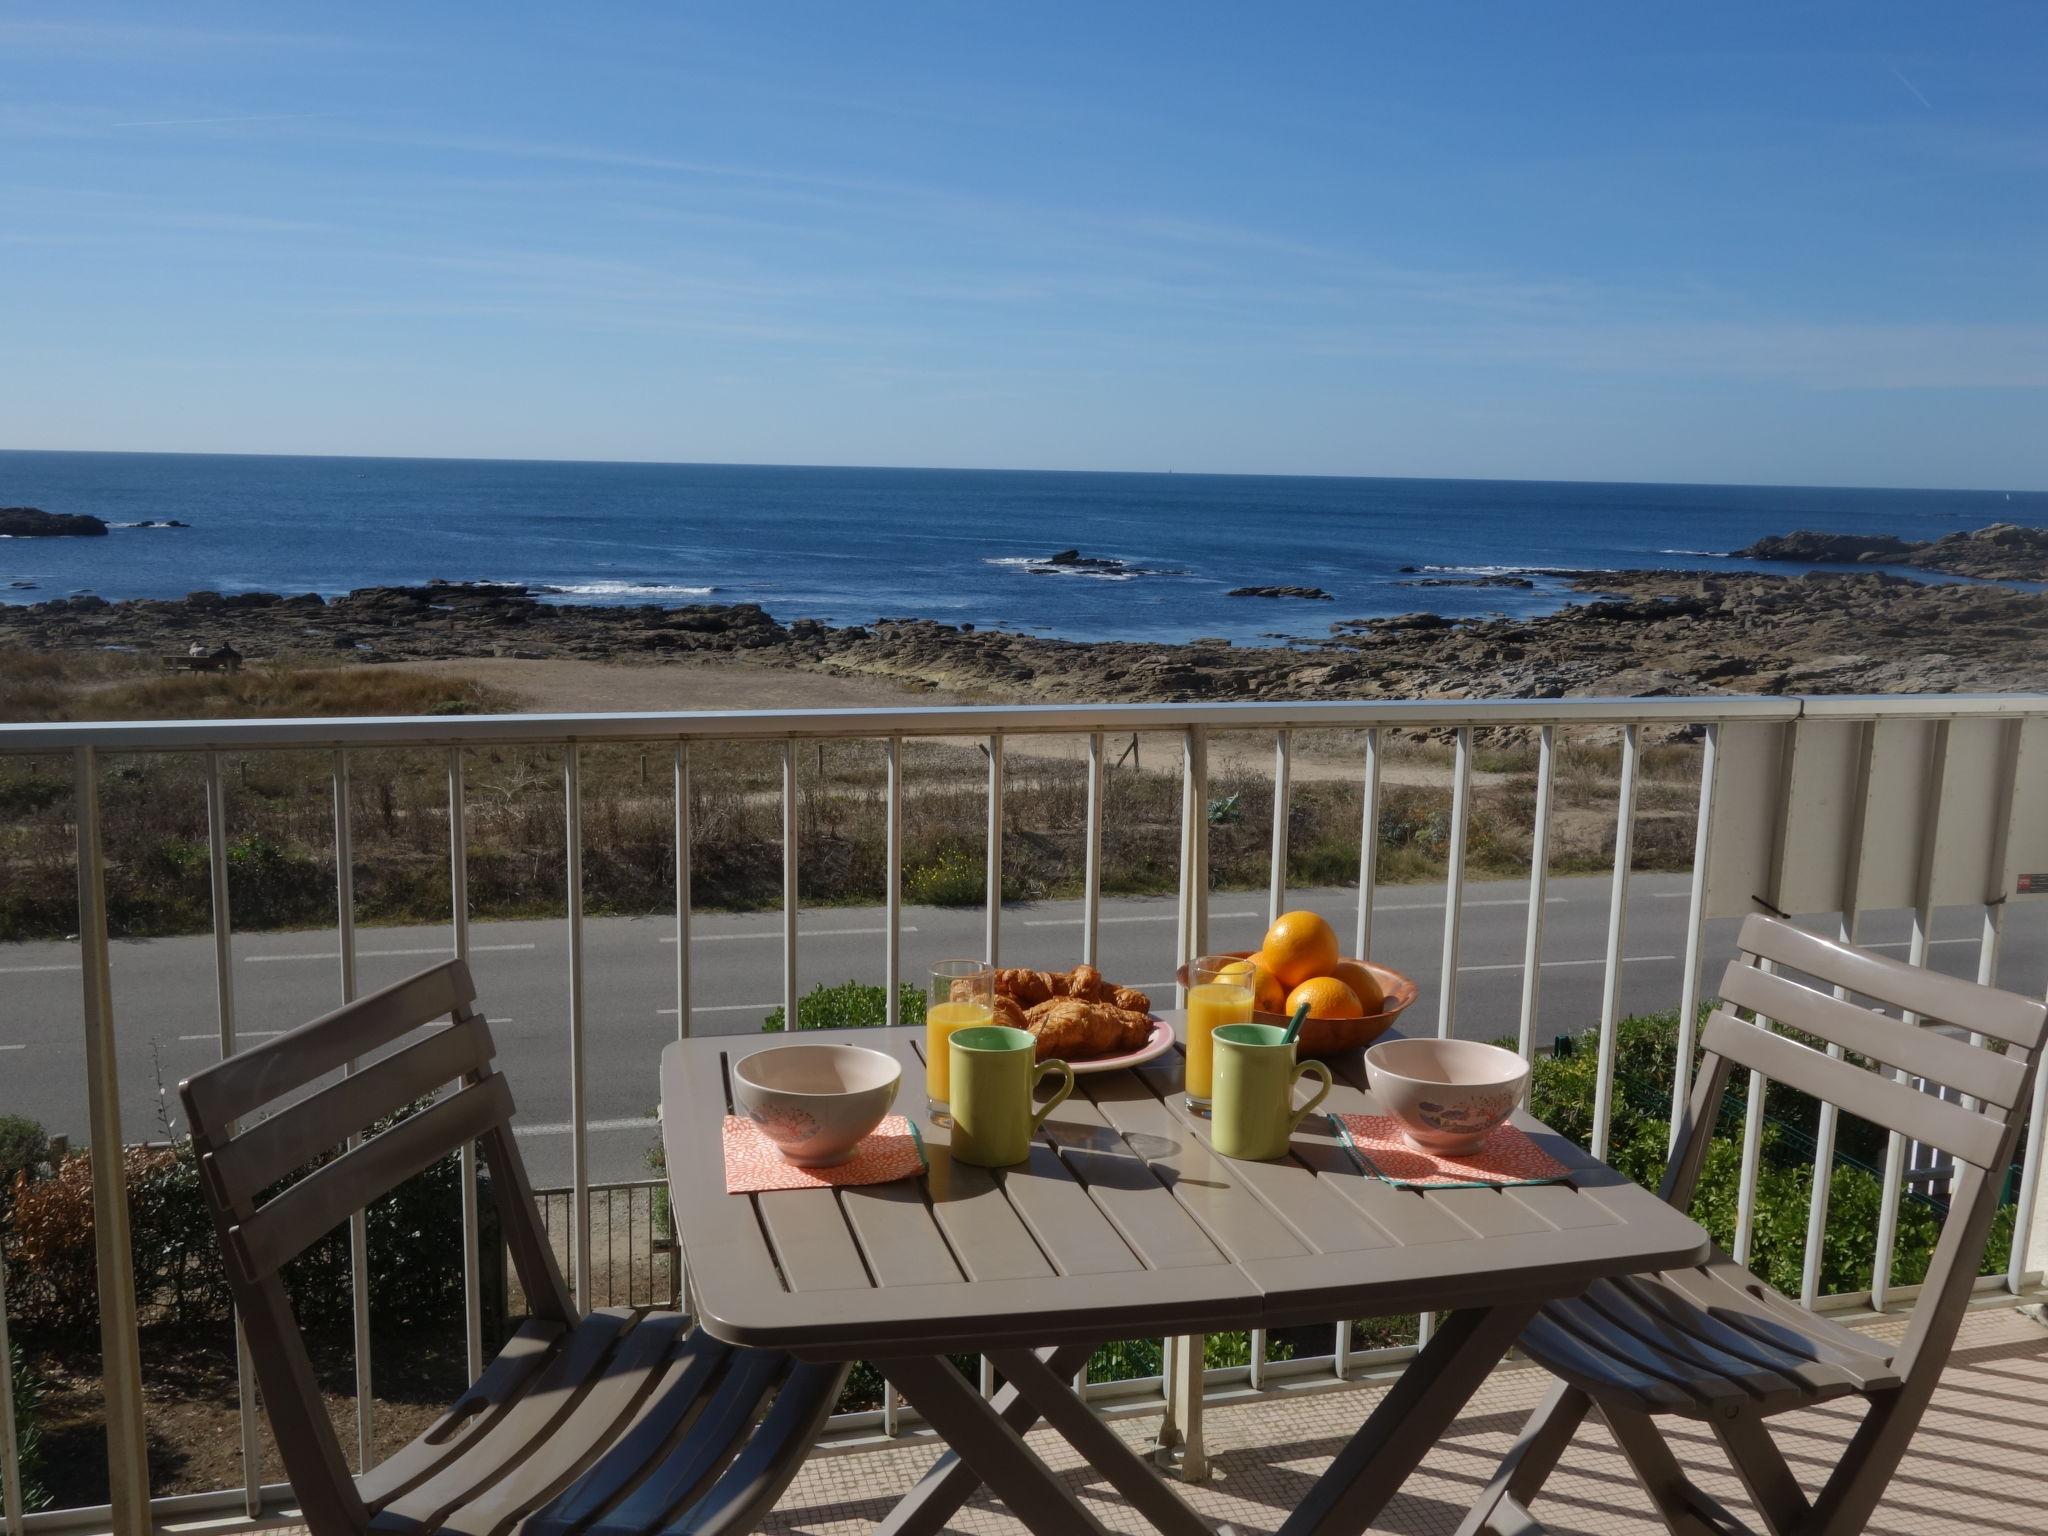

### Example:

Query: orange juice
xmin=925 ymin=999 xmax=993 ymax=1103
xmin=1184 ymin=980 xmax=1252 ymax=1103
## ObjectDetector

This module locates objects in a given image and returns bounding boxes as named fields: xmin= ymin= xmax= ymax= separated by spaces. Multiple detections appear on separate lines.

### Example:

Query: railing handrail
xmin=7 ymin=690 xmax=2045 ymax=754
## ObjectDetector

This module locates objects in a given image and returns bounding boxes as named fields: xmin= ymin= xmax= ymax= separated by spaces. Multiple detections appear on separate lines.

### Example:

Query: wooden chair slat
xmin=520 ymin=1330 xmax=734 ymax=1535
xmin=1571 ymin=1281 xmax=1832 ymax=1411
xmin=210 ymin=1015 xmax=497 ymax=1206
xmin=372 ymin=1309 xmax=638 ymax=1535
xmin=1517 ymin=1314 xmax=1697 ymax=1415
xmin=1604 ymin=1272 xmax=1871 ymax=1398
xmin=357 ymin=1321 xmax=568 ymax=1511
xmin=1718 ymin=963 xmax=2028 ymax=1109
xmin=1736 ymin=912 xmax=2048 ymax=1048
xmin=1541 ymin=1295 xmax=1751 ymax=1410
xmin=578 ymin=1349 xmax=789 ymax=1536
xmin=231 ymin=1073 xmax=515 ymax=1282
xmin=435 ymin=1313 xmax=689 ymax=1536
xmin=1699 ymin=1009 xmax=2007 ymax=1169
xmin=663 ymin=1361 xmax=849 ymax=1536
xmin=184 ymin=960 xmax=476 ymax=1132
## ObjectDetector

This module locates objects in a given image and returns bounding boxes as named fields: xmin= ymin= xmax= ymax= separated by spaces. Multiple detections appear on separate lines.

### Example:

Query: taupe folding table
xmin=659 ymin=1021 xmax=1708 ymax=1536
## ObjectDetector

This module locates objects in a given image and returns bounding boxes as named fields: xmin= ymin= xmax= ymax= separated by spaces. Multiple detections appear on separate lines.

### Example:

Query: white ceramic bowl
xmin=1364 ymin=1037 xmax=1529 ymax=1155
xmin=731 ymin=1043 xmax=902 ymax=1167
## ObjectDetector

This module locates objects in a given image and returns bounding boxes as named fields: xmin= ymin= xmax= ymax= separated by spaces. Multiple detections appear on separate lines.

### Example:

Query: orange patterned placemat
xmin=723 ymin=1114 xmax=927 ymax=1193
xmin=1330 ymin=1113 xmax=1571 ymax=1188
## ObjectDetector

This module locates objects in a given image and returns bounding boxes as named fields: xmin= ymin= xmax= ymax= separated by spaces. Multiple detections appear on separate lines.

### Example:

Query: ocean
xmin=2 ymin=451 xmax=2040 ymax=646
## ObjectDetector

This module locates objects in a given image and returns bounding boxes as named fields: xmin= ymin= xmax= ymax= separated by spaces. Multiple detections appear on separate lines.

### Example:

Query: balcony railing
xmin=2 ymin=693 xmax=2045 ymax=1534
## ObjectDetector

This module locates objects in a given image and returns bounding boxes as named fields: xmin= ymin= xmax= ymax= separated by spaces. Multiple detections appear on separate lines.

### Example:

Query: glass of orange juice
xmin=1185 ymin=954 xmax=1255 ymax=1113
xmin=926 ymin=959 xmax=994 ymax=1118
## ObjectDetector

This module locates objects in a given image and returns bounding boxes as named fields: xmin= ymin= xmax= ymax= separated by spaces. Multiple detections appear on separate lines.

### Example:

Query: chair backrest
xmin=179 ymin=959 xmax=574 ymax=1536
xmin=1665 ymin=914 xmax=2048 ymax=1380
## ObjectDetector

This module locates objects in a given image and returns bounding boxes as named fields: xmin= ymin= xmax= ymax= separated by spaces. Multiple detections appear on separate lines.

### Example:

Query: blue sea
xmin=2 ymin=452 xmax=2041 ymax=646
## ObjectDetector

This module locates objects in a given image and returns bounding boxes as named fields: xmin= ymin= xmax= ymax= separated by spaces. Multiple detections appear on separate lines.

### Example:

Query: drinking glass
xmin=1185 ymin=954 xmax=1255 ymax=1113
xmin=926 ymin=959 xmax=994 ymax=1118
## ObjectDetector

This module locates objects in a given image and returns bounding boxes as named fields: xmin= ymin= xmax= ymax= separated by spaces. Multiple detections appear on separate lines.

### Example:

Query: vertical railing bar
xmin=1176 ymin=735 xmax=1194 ymax=1005
xmin=1332 ymin=1317 xmax=1350 ymax=1381
xmin=1249 ymin=1330 xmax=1267 ymax=1390
xmin=0 ymin=1256 xmax=22 ymax=1536
xmin=885 ymin=738 xmax=902 ymax=1027
xmin=1354 ymin=727 xmax=1380 ymax=961
xmin=1083 ymin=731 xmax=1104 ymax=969
xmin=674 ymin=742 xmax=691 ymax=1039
xmin=72 ymin=746 xmax=149 ymax=1536
xmin=332 ymin=751 xmax=373 ymax=1468
xmin=204 ymin=754 xmax=263 ymax=1515
xmin=782 ymin=741 xmax=799 ymax=1029
xmin=980 ymin=1356 xmax=996 ymax=1400
xmin=1515 ymin=724 xmax=1556 ymax=1076
xmin=1268 ymin=728 xmax=1291 ymax=926
xmin=448 ymin=748 xmax=483 ymax=1381
xmin=565 ymin=746 xmax=591 ymax=1314
xmin=1435 ymin=726 xmax=1472 ymax=1039
xmin=1190 ymin=728 xmax=1210 ymax=961
xmin=883 ymin=1382 xmax=901 ymax=1438
xmin=986 ymin=733 xmax=1004 ymax=965
xmin=1800 ymin=726 xmax=1873 ymax=1310
xmin=1873 ymin=721 xmax=1950 ymax=1312
xmin=1590 ymin=724 xmax=1639 ymax=1161
xmin=1669 ymin=723 xmax=1720 ymax=1156
xmin=2010 ymin=1020 xmax=2048 ymax=1294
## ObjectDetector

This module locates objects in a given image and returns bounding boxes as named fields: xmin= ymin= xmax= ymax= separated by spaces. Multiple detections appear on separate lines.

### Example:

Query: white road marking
xmin=660 ymin=1003 xmax=777 ymax=1016
xmin=0 ymin=963 xmax=81 ymax=974
xmin=663 ymin=926 xmax=918 ymax=943
xmin=246 ymin=942 xmax=535 ymax=964
xmin=514 ymin=1116 xmax=654 ymax=1137
xmin=177 ymin=1030 xmax=286 ymax=1042
xmin=1457 ymin=954 xmax=1678 ymax=974
xmin=0 ymin=1044 xmax=24 ymax=1052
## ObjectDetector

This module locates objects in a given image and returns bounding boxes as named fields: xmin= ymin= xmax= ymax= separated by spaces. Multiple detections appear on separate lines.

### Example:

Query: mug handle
xmin=1287 ymin=1059 xmax=1334 ymax=1133
xmin=1029 ymin=1060 xmax=1076 ymax=1133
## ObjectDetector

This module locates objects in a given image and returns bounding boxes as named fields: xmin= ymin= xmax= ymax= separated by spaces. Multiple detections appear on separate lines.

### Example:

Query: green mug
xmin=948 ymin=1025 xmax=1075 ymax=1167
xmin=1210 ymin=1023 xmax=1334 ymax=1161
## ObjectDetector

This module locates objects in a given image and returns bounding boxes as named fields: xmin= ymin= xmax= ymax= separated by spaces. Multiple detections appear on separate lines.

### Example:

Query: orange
xmin=1260 ymin=909 xmax=1340 ymax=988
xmin=1328 ymin=960 xmax=1386 ymax=1015
xmin=1218 ymin=955 xmax=1287 ymax=1014
xmin=1286 ymin=975 xmax=1363 ymax=1020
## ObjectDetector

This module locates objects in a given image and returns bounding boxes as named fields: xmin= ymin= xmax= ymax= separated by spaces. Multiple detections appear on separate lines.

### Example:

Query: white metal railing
xmin=3 ymin=692 xmax=2047 ymax=1533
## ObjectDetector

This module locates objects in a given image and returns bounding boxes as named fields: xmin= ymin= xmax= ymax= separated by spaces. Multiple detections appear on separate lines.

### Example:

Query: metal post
xmin=1669 ymin=722 xmax=1719 ymax=1155
xmin=332 ymin=752 xmax=374 ymax=1468
xmin=1516 ymin=725 xmax=1556 ymax=1074
xmin=1084 ymin=731 xmax=1104 ymax=969
xmin=1354 ymin=727 xmax=1381 ymax=960
xmin=1268 ymin=728 xmax=1292 ymax=925
xmin=448 ymin=747 xmax=483 ymax=1378
xmin=0 ymin=1256 xmax=22 ymax=1536
xmin=1590 ymin=724 xmax=1639 ymax=1161
xmin=204 ymin=754 xmax=263 ymax=1515
xmin=782 ymin=741 xmax=799 ymax=1029
xmin=72 ymin=747 xmax=150 ymax=1536
xmin=1188 ymin=728 xmax=1210 ymax=961
xmin=564 ymin=746 xmax=591 ymax=1313
xmin=986 ymin=733 xmax=1004 ymax=965
xmin=1436 ymin=727 xmax=1472 ymax=1038
xmin=674 ymin=743 xmax=691 ymax=1039
xmin=885 ymin=737 xmax=902 ymax=1027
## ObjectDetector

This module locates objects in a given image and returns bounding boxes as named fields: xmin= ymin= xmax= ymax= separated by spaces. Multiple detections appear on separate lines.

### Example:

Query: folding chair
xmin=1458 ymin=914 xmax=2048 ymax=1536
xmin=180 ymin=959 xmax=847 ymax=1536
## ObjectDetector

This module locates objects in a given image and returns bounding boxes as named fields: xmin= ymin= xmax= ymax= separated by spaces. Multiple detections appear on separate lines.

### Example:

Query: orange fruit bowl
xmin=1173 ymin=951 xmax=1419 ymax=1057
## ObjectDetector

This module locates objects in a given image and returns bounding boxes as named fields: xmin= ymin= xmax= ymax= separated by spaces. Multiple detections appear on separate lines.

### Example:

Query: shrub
xmin=0 ymin=1115 xmax=49 ymax=1187
xmin=8 ymin=1352 xmax=48 ymax=1513
xmin=903 ymin=847 xmax=987 ymax=907
xmin=763 ymin=980 xmax=926 ymax=1034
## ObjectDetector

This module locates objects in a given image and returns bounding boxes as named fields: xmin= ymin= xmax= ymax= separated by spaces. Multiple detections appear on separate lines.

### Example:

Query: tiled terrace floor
xmin=762 ymin=1307 xmax=2048 ymax=1535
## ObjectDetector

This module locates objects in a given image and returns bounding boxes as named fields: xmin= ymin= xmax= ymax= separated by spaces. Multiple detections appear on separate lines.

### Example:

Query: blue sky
xmin=2 ymin=3 xmax=2044 ymax=487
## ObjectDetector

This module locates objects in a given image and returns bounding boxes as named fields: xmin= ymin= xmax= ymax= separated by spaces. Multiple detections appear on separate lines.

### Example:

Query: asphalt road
xmin=2 ymin=875 xmax=2041 ymax=1185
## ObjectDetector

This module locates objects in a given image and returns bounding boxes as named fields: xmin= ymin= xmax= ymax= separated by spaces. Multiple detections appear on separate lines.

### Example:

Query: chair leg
xmin=1453 ymin=1380 xmax=1590 ymax=1536
xmin=1600 ymin=1405 xmax=1750 ymax=1536
xmin=1710 ymin=1411 xmax=1808 ymax=1536
xmin=1802 ymin=1388 xmax=1923 ymax=1536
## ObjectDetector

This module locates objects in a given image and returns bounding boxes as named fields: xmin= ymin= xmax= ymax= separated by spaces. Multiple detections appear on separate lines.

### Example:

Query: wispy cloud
xmin=1889 ymin=65 xmax=1933 ymax=110
xmin=109 ymin=112 xmax=328 ymax=131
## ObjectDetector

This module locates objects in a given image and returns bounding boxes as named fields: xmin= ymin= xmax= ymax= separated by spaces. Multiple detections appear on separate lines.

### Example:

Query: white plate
xmin=1064 ymin=1017 xmax=1177 ymax=1075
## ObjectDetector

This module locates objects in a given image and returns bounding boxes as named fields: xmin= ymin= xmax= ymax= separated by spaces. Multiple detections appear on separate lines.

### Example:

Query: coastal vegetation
xmin=0 ymin=649 xmax=1703 ymax=941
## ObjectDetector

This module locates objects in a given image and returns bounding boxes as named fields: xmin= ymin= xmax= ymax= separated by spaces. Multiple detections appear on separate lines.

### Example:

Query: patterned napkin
xmin=723 ymin=1114 xmax=927 ymax=1193
xmin=1330 ymin=1113 xmax=1570 ymax=1189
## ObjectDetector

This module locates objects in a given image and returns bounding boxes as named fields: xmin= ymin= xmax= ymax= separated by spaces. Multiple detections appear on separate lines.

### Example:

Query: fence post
xmin=73 ymin=747 xmax=151 ymax=1536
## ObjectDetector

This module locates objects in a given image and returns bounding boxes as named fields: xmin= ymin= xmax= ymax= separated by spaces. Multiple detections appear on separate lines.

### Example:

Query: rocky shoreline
xmin=1733 ymin=521 xmax=2048 ymax=581
xmin=4 ymin=565 xmax=2043 ymax=704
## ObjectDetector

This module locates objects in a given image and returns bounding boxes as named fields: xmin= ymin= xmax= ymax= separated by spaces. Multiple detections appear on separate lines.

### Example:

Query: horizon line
xmin=0 ymin=443 xmax=2042 ymax=500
